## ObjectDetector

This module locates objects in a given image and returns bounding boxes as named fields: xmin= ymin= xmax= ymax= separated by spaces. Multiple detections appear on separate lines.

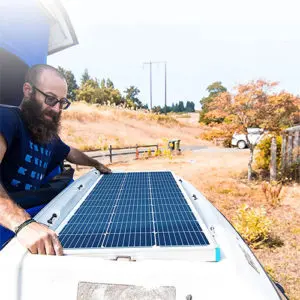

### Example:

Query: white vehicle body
xmin=0 ymin=170 xmax=286 ymax=300
xmin=231 ymin=128 xmax=265 ymax=149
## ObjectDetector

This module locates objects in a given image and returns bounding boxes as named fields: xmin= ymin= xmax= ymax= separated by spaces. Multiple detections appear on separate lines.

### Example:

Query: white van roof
xmin=38 ymin=0 xmax=78 ymax=55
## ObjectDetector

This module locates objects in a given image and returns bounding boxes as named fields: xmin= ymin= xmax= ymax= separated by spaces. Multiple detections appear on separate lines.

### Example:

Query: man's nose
xmin=51 ymin=102 xmax=61 ymax=113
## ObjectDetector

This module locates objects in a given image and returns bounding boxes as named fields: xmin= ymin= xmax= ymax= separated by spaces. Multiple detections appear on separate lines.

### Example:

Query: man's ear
xmin=23 ymin=82 xmax=33 ymax=98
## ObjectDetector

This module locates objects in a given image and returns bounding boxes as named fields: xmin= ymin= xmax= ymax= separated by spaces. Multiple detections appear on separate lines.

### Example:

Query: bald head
xmin=25 ymin=64 xmax=66 ymax=86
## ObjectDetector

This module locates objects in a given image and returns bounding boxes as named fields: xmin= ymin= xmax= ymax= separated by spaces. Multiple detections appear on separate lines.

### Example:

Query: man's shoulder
xmin=0 ymin=104 xmax=21 ymax=120
xmin=0 ymin=105 xmax=23 ymax=149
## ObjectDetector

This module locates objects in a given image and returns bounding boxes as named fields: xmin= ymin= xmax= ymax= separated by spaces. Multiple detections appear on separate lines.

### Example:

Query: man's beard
xmin=20 ymin=93 xmax=62 ymax=144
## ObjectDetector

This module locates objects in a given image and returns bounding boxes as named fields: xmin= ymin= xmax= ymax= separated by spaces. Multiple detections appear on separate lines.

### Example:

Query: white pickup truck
xmin=231 ymin=128 xmax=265 ymax=149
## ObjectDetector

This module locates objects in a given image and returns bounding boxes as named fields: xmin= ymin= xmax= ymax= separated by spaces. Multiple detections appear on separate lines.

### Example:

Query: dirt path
xmin=281 ymin=184 xmax=300 ymax=213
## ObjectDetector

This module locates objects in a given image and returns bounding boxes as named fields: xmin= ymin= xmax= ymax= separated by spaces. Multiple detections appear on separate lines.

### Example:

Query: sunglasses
xmin=32 ymin=85 xmax=71 ymax=110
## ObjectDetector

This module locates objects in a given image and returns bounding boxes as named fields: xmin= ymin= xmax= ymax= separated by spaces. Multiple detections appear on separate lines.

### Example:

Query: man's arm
xmin=66 ymin=147 xmax=111 ymax=173
xmin=0 ymin=134 xmax=62 ymax=255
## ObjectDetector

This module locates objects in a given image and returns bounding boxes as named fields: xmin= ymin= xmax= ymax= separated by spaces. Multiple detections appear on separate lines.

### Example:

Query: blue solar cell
xmin=59 ymin=172 xmax=209 ymax=249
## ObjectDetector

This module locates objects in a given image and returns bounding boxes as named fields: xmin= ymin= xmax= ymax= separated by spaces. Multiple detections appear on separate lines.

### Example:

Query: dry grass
xmin=60 ymin=103 xmax=210 ymax=151
xmin=62 ymin=104 xmax=299 ymax=299
xmin=63 ymin=102 xmax=180 ymax=126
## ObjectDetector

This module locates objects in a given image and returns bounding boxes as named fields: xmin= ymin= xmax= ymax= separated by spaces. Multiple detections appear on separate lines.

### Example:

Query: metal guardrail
xmin=86 ymin=144 xmax=159 ymax=163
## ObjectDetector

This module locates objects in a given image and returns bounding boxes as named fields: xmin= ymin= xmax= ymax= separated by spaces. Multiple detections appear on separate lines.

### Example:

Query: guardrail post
xmin=109 ymin=145 xmax=112 ymax=163
xmin=136 ymin=144 xmax=139 ymax=159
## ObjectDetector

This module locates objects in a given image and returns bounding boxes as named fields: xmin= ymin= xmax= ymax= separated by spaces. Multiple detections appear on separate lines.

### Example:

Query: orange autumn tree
xmin=206 ymin=80 xmax=299 ymax=180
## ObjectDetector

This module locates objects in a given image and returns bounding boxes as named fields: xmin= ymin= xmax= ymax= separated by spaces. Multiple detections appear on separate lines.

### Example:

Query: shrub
xmin=159 ymin=138 xmax=173 ymax=159
xmin=199 ymin=128 xmax=225 ymax=141
xmin=222 ymin=137 xmax=233 ymax=148
xmin=255 ymin=136 xmax=282 ymax=171
xmin=199 ymin=123 xmax=239 ymax=147
xmin=162 ymin=148 xmax=173 ymax=159
xmin=233 ymin=204 xmax=273 ymax=249
xmin=261 ymin=181 xmax=282 ymax=207
xmin=154 ymin=148 xmax=162 ymax=156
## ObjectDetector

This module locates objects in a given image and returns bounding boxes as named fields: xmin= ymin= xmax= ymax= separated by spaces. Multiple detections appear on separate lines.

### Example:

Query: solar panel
xmin=59 ymin=171 xmax=210 ymax=249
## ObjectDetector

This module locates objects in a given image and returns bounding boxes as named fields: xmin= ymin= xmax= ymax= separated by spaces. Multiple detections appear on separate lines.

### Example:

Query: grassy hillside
xmin=60 ymin=103 xmax=209 ymax=151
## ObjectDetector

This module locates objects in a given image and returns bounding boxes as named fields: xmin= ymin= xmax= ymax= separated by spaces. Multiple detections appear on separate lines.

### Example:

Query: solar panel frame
xmin=57 ymin=171 xmax=215 ymax=258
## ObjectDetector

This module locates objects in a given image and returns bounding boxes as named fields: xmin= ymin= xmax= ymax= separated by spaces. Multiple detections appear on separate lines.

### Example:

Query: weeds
xmin=147 ymin=148 xmax=152 ymax=158
xmin=233 ymin=204 xmax=273 ymax=249
xmin=162 ymin=148 xmax=173 ymax=159
xmin=154 ymin=148 xmax=162 ymax=156
xmin=264 ymin=265 xmax=276 ymax=281
xmin=261 ymin=181 xmax=282 ymax=207
xmin=290 ymin=227 xmax=300 ymax=235
xmin=160 ymin=138 xmax=173 ymax=159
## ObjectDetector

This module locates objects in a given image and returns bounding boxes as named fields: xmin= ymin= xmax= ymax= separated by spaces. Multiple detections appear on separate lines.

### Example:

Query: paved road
xmin=181 ymin=145 xmax=249 ymax=152
xmin=187 ymin=147 xmax=249 ymax=153
xmin=84 ymin=145 xmax=249 ymax=161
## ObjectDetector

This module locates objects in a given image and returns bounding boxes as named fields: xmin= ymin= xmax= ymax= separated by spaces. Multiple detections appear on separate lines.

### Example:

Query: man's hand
xmin=95 ymin=162 xmax=112 ymax=174
xmin=16 ymin=222 xmax=63 ymax=255
xmin=67 ymin=147 xmax=112 ymax=174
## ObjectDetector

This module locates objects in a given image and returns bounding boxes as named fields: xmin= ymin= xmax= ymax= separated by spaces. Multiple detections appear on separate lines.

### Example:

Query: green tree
xmin=85 ymin=78 xmax=99 ymax=89
xmin=76 ymin=82 xmax=96 ymax=103
xmin=173 ymin=103 xmax=179 ymax=112
xmin=57 ymin=66 xmax=78 ymax=101
xmin=178 ymin=101 xmax=185 ymax=112
xmin=100 ymin=79 xmax=106 ymax=89
xmin=124 ymin=86 xmax=143 ymax=108
xmin=142 ymin=103 xmax=149 ymax=110
xmin=152 ymin=106 xmax=162 ymax=113
xmin=185 ymin=101 xmax=195 ymax=112
xmin=76 ymin=78 xmax=99 ymax=103
xmin=80 ymin=68 xmax=91 ymax=86
xmin=92 ymin=80 xmax=122 ymax=106
xmin=199 ymin=81 xmax=227 ymax=124
xmin=106 ymin=78 xmax=114 ymax=89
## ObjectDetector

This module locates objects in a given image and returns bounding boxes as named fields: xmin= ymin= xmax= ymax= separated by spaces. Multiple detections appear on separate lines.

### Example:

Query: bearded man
xmin=0 ymin=64 xmax=111 ymax=255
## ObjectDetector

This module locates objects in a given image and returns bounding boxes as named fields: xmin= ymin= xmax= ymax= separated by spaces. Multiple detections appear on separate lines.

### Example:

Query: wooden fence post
xmin=109 ymin=145 xmax=112 ymax=163
xmin=287 ymin=135 xmax=293 ymax=166
xmin=135 ymin=144 xmax=139 ymax=159
xmin=294 ymin=131 xmax=299 ymax=160
xmin=281 ymin=134 xmax=287 ymax=173
xmin=270 ymin=137 xmax=277 ymax=181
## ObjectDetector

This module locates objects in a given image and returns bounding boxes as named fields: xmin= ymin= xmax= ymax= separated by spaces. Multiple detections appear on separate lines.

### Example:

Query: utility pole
xmin=164 ymin=62 xmax=167 ymax=115
xmin=143 ymin=61 xmax=167 ymax=113
xmin=143 ymin=61 xmax=153 ymax=110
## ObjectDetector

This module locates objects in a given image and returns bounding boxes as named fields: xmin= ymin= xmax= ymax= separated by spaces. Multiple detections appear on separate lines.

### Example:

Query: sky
xmin=48 ymin=0 xmax=300 ymax=109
